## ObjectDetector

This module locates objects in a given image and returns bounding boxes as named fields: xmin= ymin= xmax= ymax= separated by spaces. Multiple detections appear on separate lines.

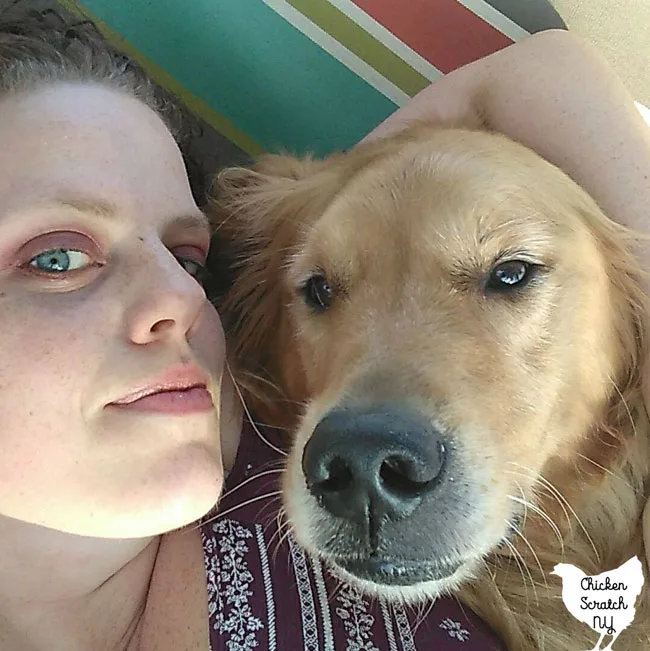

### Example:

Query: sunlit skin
xmin=0 ymin=83 xmax=240 ymax=651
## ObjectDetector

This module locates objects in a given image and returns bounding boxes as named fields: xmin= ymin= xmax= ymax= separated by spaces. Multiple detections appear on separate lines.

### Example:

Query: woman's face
xmin=0 ymin=83 xmax=231 ymax=538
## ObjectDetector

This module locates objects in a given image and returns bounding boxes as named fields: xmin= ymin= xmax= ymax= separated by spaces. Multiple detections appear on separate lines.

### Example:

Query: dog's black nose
xmin=302 ymin=406 xmax=446 ymax=526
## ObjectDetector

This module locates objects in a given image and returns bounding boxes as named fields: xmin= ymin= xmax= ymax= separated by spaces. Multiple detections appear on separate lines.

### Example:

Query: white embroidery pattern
xmin=207 ymin=519 xmax=264 ymax=651
xmin=288 ymin=534 xmax=320 ymax=651
xmin=255 ymin=523 xmax=276 ymax=651
xmin=202 ymin=529 xmax=221 ymax=651
xmin=439 ymin=618 xmax=471 ymax=642
xmin=334 ymin=583 xmax=381 ymax=651
xmin=393 ymin=602 xmax=417 ymax=651
xmin=380 ymin=600 xmax=399 ymax=651
xmin=312 ymin=559 xmax=335 ymax=651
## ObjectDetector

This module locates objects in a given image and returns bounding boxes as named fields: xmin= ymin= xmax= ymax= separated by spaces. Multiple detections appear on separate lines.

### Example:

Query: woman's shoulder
xmin=200 ymin=418 xmax=505 ymax=650
xmin=139 ymin=529 xmax=210 ymax=651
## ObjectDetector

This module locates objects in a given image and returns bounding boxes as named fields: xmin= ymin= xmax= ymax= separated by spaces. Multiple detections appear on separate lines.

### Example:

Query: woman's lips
xmin=111 ymin=386 xmax=214 ymax=414
xmin=109 ymin=365 xmax=215 ymax=414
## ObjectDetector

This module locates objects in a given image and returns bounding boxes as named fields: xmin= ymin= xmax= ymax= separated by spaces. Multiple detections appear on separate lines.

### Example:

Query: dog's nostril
xmin=303 ymin=408 xmax=449 ymax=525
xmin=320 ymin=456 xmax=354 ymax=492
xmin=380 ymin=455 xmax=432 ymax=498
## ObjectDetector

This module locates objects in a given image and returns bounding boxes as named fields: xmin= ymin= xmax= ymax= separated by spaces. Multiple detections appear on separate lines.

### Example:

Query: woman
xmin=0 ymin=4 xmax=648 ymax=650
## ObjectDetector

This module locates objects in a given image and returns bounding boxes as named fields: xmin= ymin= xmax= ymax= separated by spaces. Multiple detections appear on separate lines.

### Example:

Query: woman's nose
xmin=124 ymin=247 xmax=208 ymax=346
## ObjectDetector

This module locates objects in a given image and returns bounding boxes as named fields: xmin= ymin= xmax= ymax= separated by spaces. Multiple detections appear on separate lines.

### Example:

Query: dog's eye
xmin=486 ymin=260 xmax=532 ymax=292
xmin=303 ymin=274 xmax=333 ymax=313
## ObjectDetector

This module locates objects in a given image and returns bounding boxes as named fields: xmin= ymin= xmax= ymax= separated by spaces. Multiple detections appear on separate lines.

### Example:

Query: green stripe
xmin=69 ymin=0 xmax=399 ymax=156
xmin=62 ymin=0 xmax=263 ymax=156
xmin=286 ymin=0 xmax=429 ymax=96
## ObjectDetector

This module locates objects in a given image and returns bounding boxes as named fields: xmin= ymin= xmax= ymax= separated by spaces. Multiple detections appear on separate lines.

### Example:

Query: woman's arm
xmin=364 ymin=30 xmax=650 ymax=265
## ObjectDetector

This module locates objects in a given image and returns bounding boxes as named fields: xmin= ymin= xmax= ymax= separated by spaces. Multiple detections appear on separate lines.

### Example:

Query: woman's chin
xmin=0 ymin=442 xmax=225 ymax=539
xmin=80 ymin=444 xmax=224 ymax=539
xmin=115 ymin=445 xmax=225 ymax=537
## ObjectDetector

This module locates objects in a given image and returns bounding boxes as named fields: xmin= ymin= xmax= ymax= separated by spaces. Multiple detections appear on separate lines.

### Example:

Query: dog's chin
xmin=324 ymin=554 xmax=479 ymax=602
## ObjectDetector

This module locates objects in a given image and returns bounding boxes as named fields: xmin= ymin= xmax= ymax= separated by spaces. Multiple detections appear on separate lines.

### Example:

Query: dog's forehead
xmin=307 ymin=140 xmax=583 ymax=265
xmin=328 ymin=135 xmax=581 ymax=235
xmin=288 ymin=131 xmax=609 ymax=293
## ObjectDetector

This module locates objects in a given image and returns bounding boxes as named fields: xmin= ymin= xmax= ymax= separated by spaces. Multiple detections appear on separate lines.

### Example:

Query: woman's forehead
xmin=0 ymin=83 xmax=195 ymax=219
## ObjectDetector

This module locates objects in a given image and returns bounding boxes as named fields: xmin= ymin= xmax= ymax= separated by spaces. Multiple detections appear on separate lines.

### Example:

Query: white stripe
xmin=325 ymin=0 xmax=442 ymax=83
xmin=288 ymin=535 xmax=320 ymax=651
xmin=255 ymin=524 xmax=277 ymax=651
xmin=393 ymin=602 xmax=417 ymax=651
xmin=636 ymin=101 xmax=650 ymax=128
xmin=262 ymin=0 xmax=409 ymax=106
xmin=381 ymin=600 xmax=400 ymax=651
xmin=456 ymin=0 xmax=529 ymax=41
xmin=312 ymin=560 xmax=335 ymax=651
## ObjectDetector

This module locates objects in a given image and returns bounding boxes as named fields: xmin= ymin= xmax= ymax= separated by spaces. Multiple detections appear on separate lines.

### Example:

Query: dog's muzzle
xmin=300 ymin=404 xmax=465 ymax=586
xmin=302 ymin=405 xmax=447 ymax=529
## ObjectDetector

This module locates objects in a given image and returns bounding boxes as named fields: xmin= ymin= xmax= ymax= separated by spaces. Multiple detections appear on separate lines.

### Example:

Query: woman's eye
xmin=176 ymin=256 xmax=214 ymax=291
xmin=29 ymin=248 xmax=93 ymax=274
xmin=177 ymin=256 xmax=202 ymax=278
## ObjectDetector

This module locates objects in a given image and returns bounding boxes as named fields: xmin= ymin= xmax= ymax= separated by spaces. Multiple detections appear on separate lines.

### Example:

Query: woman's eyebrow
xmin=52 ymin=196 xmax=210 ymax=231
xmin=172 ymin=213 xmax=211 ymax=232
xmin=54 ymin=196 xmax=118 ymax=219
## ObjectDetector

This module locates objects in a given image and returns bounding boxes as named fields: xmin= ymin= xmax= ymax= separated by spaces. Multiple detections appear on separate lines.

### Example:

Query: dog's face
xmin=219 ymin=128 xmax=643 ymax=601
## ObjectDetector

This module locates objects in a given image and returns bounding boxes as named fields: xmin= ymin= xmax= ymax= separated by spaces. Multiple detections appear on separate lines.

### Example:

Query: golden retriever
xmin=211 ymin=124 xmax=650 ymax=651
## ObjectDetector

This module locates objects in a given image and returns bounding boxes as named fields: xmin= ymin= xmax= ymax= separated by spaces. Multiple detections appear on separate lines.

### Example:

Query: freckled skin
xmin=0 ymin=84 xmax=239 ymax=539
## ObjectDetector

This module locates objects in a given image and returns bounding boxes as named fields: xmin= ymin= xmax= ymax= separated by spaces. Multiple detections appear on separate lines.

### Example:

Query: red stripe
xmin=350 ymin=0 xmax=514 ymax=73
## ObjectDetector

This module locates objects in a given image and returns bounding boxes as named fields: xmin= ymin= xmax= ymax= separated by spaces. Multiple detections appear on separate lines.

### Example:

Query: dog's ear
xmin=208 ymin=153 xmax=345 ymax=426
xmin=574 ymin=206 xmax=650 ymax=478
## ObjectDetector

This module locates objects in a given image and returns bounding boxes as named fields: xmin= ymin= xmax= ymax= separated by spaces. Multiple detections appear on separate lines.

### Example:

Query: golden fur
xmin=211 ymin=125 xmax=650 ymax=650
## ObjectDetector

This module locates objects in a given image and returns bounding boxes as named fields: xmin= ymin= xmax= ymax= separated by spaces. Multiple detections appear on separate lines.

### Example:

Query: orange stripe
xmin=349 ymin=0 xmax=513 ymax=73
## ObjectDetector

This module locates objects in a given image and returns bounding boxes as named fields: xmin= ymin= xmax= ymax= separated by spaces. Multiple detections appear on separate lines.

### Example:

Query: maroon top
xmin=201 ymin=418 xmax=505 ymax=650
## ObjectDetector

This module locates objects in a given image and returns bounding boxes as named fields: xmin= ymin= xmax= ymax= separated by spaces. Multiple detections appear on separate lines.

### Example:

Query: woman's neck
xmin=0 ymin=514 xmax=159 ymax=651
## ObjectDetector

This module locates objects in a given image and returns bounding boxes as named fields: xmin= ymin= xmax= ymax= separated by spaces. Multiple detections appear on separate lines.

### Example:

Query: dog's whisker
xmin=508 ymin=480 xmax=559 ymax=589
xmin=486 ymin=563 xmax=497 ymax=584
xmin=272 ymin=516 xmax=296 ymax=563
xmin=501 ymin=537 xmax=535 ymax=608
xmin=507 ymin=465 xmax=572 ymax=528
xmin=227 ymin=362 xmax=288 ymax=458
xmin=412 ymin=599 xmax=435 ymax=632
xmin=261 ymin=513 xmax=280 ymax=547
xmin=274 ymin=503 xmax=286 ymax=535
xmin=480 ymin=555 xmax=498 ymax=584
xmin=511 ymin=526 xmax=549 ymax=593
xmin=328 ymin=573 xmax=347 ymax=605
xmin=506 ymin=468 xmax=567 ymax=551
xmin=575 ymin=451 xmax=636 ymax=492
xmin=238 ymin=369 xmax=305 ymax=410
xmin=249 ymin=420 xmax=292 ymax=431
xmin=268 ymin=507 xmax=293 ymax=560
xmin=237 ymin=369 xmax=284 ymax=394
xmin=206 ymin=491 xmax=283 ymax=523
xmin=273 ymin=524 xmax=293 ymax=552
xmin=218 ymin=468 xmax=284 ymax=500
xmin=508 ymin=463 xmax=602 ymax=564
xmin=511 ymin=477 xmax=530 ymax=530
xmin=507 ymin=494 xmax=564 ymax=552
xmin=250 ymin=495 xmax=283 ymax=528
xmin=509 ymin=478 xmax=560 ymax=576
xmin=525 ymin=471 xmax=573 ymax=532
xmin=606 ymin=371 xmax=638 ymax=439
